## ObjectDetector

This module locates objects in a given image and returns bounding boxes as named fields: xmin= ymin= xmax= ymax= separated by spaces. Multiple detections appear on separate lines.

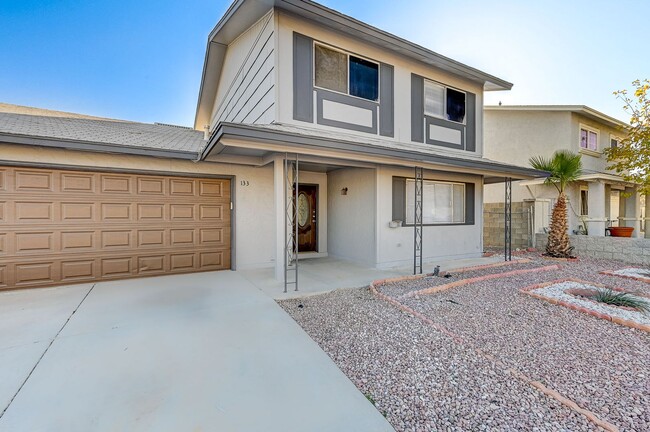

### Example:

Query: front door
xmin=296 ymin=185 xmax=318 ymax=252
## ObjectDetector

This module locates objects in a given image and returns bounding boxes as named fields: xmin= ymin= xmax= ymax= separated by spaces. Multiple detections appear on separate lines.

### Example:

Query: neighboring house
xmin=0 ymin=0 xmax=543 ymax=291
xmin=484 ymin=105 xmax=648 ymax=242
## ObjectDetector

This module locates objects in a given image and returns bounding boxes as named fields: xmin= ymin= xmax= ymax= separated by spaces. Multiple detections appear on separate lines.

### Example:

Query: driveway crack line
xmin=0 ymin=283 xmax=97 ymax=420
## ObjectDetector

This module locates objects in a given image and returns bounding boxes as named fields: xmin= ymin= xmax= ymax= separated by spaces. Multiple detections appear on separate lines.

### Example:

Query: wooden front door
xmin=296 ymin=185 xmax=318 ymax=252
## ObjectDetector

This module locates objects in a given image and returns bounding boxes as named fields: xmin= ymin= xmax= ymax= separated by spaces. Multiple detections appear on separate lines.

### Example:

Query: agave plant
xmin=529 ymin=151 xmax=583 ymax=258
xmin=593 ymin=288 xmax=650 ymax=313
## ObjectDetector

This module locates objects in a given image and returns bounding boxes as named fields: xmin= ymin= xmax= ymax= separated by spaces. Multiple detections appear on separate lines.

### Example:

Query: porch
xmin=239 ymin=254 xmax=509 ymax=300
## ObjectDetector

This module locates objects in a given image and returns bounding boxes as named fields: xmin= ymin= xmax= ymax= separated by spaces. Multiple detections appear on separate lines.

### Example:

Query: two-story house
xmin=0 ymin=0 xmax=543 ymax=291
xmin=483 ymin=105 xmax=647 ymax=241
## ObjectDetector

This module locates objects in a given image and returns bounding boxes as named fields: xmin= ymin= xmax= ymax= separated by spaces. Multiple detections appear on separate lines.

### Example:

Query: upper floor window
xmin=424 ymin=80 xmax=466 ymax=123
xmin=610 ymin=135 xmax=620 ymax=148
xmin=314 ymin=44 xmax=379 ymax=101
xmin=580 ymin=126 xmax=599 ymax=151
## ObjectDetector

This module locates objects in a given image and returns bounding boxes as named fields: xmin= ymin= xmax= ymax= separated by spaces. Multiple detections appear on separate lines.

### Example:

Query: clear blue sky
xmin=1 ymin=0 xmax=646 ymax=127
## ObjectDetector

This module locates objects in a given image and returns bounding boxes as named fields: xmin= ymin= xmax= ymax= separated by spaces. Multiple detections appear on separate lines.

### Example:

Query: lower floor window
xmin=406 ymin=179 xmax=465 ymax=224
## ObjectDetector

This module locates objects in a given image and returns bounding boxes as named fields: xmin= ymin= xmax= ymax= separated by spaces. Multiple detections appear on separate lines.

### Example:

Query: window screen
xmin=349 ymin=56 xmax=379 ymax=101
xmin=424 ymin=81 xmax=444 ymax=118
xmin=314 ymin=45 xmax=347 ymax=94
xmin=610 ymin=138 xmax=619 ymax=148
xmin=405 ymin=180 xmax=465 ymax=224
xmin=446 ymin=88 xmax=466 ymax=123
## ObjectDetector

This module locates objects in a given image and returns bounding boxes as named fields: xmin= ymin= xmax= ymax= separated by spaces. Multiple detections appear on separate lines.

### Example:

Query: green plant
xmin=365 ymin=393 xmax=376 ymax=406
xmin=529 ymin=151 xmax=583 ymax=258
xmin=592 ymin=288 xmax=650 ymax=313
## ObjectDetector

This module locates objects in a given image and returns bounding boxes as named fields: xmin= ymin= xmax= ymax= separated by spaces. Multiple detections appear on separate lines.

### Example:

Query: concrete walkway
xmin=242 ymin=255 xmax=510 ymax=300
xmin=0 ymin=272 xmax=394 ymax=432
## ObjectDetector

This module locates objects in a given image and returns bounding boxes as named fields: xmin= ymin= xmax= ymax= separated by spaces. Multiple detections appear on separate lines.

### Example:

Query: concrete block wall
xmin=536 ymin=233 xmax=650 ymax=266
xmin=484 ymin=202 xmax=533 ymax=248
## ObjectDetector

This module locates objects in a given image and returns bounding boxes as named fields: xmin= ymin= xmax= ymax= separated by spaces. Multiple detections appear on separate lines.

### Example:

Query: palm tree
xmin=529 ymin=150 xmax=583 ymax=258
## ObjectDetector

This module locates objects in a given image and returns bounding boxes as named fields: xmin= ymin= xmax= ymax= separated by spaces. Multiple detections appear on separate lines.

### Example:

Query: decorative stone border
xmin=405 ymin=265 xmax=560 ymax=298
xmin=540 ymin=255 xmax=580 ymax=262
xmin=601 ymin=267 xmax=650 ymax=284
xmin=451 ymin=258 xmax=532 ymax=274
xmin=520 ymin=279 xmax=650 ymax=333
xmin=369 ymin=272 xmax=620 ymax=432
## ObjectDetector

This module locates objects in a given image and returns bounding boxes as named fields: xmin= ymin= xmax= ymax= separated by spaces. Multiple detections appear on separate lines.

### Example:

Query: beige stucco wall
xmin=375 ymin=166 xmax=484 ymax=269
xmin=327 ymin=168 xmax=376 ymax=265
xmin=0 ymin=143 xmax=276 ymax=270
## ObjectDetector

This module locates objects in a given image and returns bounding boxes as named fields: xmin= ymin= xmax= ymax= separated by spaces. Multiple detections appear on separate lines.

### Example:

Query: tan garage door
xmin=0 ymin=166 xmax=231 ymax=290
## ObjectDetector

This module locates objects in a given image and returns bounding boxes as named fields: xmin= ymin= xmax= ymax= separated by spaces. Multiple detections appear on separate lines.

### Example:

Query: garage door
xmin=0 ymin=166 xmax=231 ymax=290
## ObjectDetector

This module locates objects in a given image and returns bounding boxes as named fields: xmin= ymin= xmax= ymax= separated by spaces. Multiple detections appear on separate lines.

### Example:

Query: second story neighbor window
xmin=610 ymin=136 xmax=620 ymax=148
xmin=580 ymin=126 xmax=598 ymax=151
xmin=314 ymin=44 xmax=379 ymax=101
xmin=424 ymin=80 xmax=466 ymax=123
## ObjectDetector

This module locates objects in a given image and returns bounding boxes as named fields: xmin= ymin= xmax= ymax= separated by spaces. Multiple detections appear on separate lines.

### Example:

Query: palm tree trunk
xmin=546 ymin=192 xmax=573 ymax=257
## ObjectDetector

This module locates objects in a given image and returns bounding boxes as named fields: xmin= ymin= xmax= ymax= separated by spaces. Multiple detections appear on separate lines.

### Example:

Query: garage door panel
xmin=170 ymin=253 xmax=195 ymax=271
xmin=15 ymin=202 xmax=54 ymax=222
xmin=137 ymin=203 xmax=165 ymax=221
xmin=0 ymin=167 xmax=231 ymax=289
xmin=137 ymin=230 xmax=166 ymax=248
xmin=15 ymin=170 xmax=53 ymax=192
xmin=15 ymin=232 xmax=54 ymax=253
xmin=101 ymin=203 xmax=132 ymax=221
xmin=101 ymin=230 xmax=133 ymax=249
xmin=170 ymin=229 xmax=194 ymax=246
xmin=137 ymin=255 xmax=166 ymax=274
xmin=15 ymin=262 xmax=55 ymax=286
xmin=61 ymin=202 xmax=95 ymax=221
xmin=170 ymin=179 xmax=195 ymax=196
xmin=61 ymin=173 xmax=95 ymax=193
xmin=101 ymin=175 xmax=132 ymax=194
xmin=101 ymin=257 xmax=133 ymax=277
xmin=61 ymin=260 xmax=96 ymax=282
xmin=61 ymin=231 xmax=95 ymax=251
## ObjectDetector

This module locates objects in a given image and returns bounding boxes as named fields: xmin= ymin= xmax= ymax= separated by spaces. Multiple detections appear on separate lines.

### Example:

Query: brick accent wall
xmin=536 ymin=233 xmax=650 ymax=266
xmin=484 ymin=202 xmax=533 ymax=248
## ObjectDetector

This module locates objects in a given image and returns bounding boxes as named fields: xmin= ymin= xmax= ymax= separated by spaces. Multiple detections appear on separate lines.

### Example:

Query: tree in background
xmin=605 ymin=79 xmax=650 ymax=195
xmin=529 ymin=151 xmax=583 ymax=258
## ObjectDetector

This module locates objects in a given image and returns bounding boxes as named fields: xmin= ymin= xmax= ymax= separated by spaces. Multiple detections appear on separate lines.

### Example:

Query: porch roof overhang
xmin=519 ymin=172 xmax=635 ymax=187
xmin=201 ymin=122 xmax=548 ymax=182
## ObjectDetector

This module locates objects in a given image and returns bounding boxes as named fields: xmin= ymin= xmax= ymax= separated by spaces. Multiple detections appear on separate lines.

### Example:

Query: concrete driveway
xmin=0 ymin=272 xmax=393 ymax=432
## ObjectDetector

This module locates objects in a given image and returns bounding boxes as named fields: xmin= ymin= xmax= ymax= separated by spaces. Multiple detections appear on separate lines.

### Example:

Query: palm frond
xmin=529 ymin=150 xmax=582 ymax=193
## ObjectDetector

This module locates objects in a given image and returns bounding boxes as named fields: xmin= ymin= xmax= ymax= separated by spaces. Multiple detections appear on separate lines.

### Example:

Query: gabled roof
xmin=485 ymin=105 xmax=629 ymax=130
xmin=0 ymin=111 xmax=206 ymax=160
xmin=194 ymin=0 xmax=513 ymax=129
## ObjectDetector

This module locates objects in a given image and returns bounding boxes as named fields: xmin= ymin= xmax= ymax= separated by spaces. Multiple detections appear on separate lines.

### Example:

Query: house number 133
xmin=240 ymin=180 xmax=250 ymax=186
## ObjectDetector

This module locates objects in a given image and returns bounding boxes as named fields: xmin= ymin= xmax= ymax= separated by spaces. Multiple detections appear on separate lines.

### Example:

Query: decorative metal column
xmin=414 ymin=166 xmax=424 ymax=274
xmin=504 ymin=177 xmax=512 ymax=262
xmin=284 ymin=154 xmax=299 ymax=292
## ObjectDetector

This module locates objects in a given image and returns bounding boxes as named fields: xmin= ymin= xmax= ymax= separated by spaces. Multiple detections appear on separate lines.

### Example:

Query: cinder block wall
xmin=536 ymin=233 xmax=650 ymax=265
xmin=484 ymin=202 xmax=533 ymax=248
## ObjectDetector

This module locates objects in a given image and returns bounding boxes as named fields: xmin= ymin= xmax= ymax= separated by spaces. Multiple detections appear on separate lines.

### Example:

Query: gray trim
xmin=392 ymin=176 xmax=406 ymax=222
xmin=0 ymin=133 xmax=200 ymax=160
xmin=293 ymin=32 xmax=314 ymax=123
xmin=465 ymin=92 xmax=476 ymax=152
xmin=411 ymin=74 xmax=424 ymax=143
xmin=379 ymin=63 xmax=394 ymax=137
xmin=424 ymin=116 xmax=465 ymax=150
xmin=316 ymin=89 xmax=377 ymax=134
xmin=204 ymin=123 xmax=548 ymax=179
xmin=465 ymin=182 xmax=475 ymax=225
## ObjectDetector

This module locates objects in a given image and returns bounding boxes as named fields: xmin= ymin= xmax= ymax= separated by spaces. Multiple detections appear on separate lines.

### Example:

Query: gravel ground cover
xmin=393 ymin=255 xmax=650 ymax=431
xmin=279 ymin=288 xmax=595 ymax=431
xmin=605 ymin=268 xmax=650 ymax=283
xmin=529 ymin=280 xmax=650 ymax=326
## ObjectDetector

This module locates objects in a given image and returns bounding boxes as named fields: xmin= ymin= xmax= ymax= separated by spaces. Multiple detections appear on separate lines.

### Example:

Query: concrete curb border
xmin=600 ymin=268 xmax=650 ymax=284
xmin=520 ymin=278 xmax=650 ymax=333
